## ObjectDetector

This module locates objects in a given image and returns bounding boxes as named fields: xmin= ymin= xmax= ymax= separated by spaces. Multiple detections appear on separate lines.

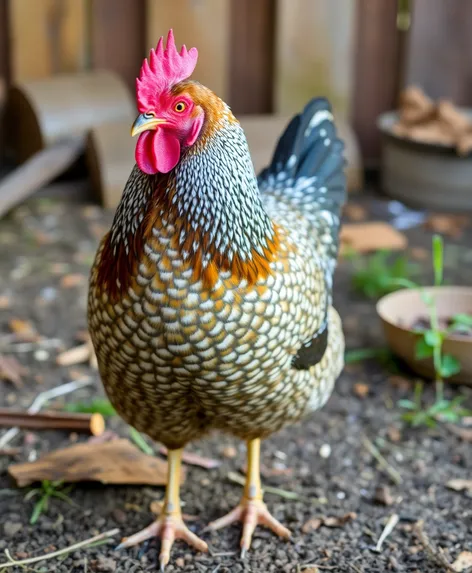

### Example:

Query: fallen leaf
xmin=322 ymin=512 xmax=357 ymax=528
xmin=8 ymin=439 xmax=181 ymax=487
xmin=60 ymin=274 xmax=85 ymax=288
xmin=0 ymin=355 xmax=27 ymax=387
xmin=302 ymin=518 xmax=322 ymax=533
xmin=446 ymin=479 xmax=472 ymax=493
xmin=340 ymin=223 xmax=407 ymax=256
xmin=353 ymin=382 xmax=369 ymax=398
xmin=159 ymin=446 xmax=220 ymax=469
xmin=302 ymin=513 xmax=356 ymax=533
xmin=56 ymin=344 xmax=91 ymax=367
xmin=374 ymin=485 xmax=394 ymax=506
xmin=452 ymin=551 xmax=472 ymax=572
xmin=9 ymin=319 xmax=39 ymax=342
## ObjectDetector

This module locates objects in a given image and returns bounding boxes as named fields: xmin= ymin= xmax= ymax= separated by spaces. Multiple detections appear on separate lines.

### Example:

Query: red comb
xmin=136 ymin=29 xmax=198 ymax=111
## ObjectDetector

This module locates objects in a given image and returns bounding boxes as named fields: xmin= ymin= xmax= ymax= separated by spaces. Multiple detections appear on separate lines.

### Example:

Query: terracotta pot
xmin=377 ymin=286 xmax=472 ymax=385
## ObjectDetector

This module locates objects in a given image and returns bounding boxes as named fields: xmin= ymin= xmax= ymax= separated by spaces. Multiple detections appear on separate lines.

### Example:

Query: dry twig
xmin=414 ymin=520 xmax=456 ymax=573
xmin=0 ymin=528 xmax=119 ymax=570
xmin=0 ymin=378 xmax=94 ymax=449
xmin=362 ymin=436 xmax=402 ymax=485
xmin=374 ymin=513 xmax=399 ymax=552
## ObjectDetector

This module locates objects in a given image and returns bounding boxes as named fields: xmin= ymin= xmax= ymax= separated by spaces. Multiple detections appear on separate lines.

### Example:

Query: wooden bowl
xmin=377 ymin=286 xmax=472 ymax=385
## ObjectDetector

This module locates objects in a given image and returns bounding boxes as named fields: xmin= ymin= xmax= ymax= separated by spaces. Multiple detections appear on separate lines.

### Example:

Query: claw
xmin=209 ymin=498 xmax=291 ymax=555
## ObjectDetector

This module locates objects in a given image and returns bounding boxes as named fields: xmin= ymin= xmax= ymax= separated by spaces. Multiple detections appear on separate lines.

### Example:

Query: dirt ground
xmin=1 ymin=194 xmax=471 ymax=573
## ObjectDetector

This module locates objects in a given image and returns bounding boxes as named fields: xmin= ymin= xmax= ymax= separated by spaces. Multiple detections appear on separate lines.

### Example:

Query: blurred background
xmin=0 ymin=0 xmax=470 ymax=168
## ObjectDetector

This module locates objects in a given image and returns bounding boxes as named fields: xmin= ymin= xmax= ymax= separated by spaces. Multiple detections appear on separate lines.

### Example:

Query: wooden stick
xmin=0 ymin=408 xmax=104 ymax=436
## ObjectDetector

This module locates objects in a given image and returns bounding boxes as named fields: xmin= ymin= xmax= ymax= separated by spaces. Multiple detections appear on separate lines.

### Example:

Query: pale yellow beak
xmin=131 ymin=114 xmax=167 ymax=137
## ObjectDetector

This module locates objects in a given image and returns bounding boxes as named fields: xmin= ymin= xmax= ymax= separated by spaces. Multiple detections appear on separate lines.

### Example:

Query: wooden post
xmin=0 ymin=0 xmax=10 ymax=159
xmin=406 ymin=0 xmax=472 ymax=105
xmin=228 ymin=0 xmax=276 ymax=115
xmin=90 ymin=0 xmax=146 ymax=93
xmin=351 ymin=0 xmax=401 ymax=165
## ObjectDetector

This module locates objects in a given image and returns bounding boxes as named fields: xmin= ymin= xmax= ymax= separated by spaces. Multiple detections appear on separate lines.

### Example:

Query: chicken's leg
xmin=117 ymin=447 xmax=208 ymax=570
xmin=209 ymin=438 xmax=291 ymax=556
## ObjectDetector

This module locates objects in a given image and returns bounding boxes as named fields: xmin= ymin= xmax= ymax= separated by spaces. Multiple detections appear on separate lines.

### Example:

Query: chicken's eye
xmin=174 ymin=101 xmax=187 ymax=113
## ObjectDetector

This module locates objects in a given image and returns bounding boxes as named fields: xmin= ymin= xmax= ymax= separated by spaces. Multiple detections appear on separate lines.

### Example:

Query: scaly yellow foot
xmin=208 ymin=439 xmax=291 ymax=556
xmin=117 ymin=448 xmax=208 ymax=571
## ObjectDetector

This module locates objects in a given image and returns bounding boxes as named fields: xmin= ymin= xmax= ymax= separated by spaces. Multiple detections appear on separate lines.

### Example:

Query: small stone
xmin=374 ymin=485 xmax=394 ymax=506
xmin=111 ymin=508 xmax=127 ymax=524
xmin=175 ymin=557 xmax=185 ymax=567
xmin=387 ymin=426 xmax=402 ymax=443
xmin=222 ymin=446 xmax=237 ymax=458
xmin=34 ymin=349 xmax=49 ymax=361
xmin=353 ymin=382 xmax=369 ymax=398
xmin=4 ymin=521 xmax=22 ymax=538
xmin=200 ymin=478 xmax=210 ymax=486
xmin=336 ymin=491 xmax=346 ymax=500
xmin=94 ymin=556 xmax=116 ymax=572
xmin=319 ymin=444 xmax=331 ymax=459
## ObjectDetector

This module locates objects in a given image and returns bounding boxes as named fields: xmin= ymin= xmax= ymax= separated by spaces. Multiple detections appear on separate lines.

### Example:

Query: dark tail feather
xmin=258 ymin=97 xmax=346 ymax=219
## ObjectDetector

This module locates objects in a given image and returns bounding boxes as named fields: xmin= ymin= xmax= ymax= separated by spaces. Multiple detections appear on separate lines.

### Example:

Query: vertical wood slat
xmin=9 ymin=0 xmax=87 ymax=81
xmin=228 ymin=0 xmax=276 ymax=115
xmin=90 ymin=0 xmax=146 ymax=94
xmin=351 ymin=0 xmax=401 ymax=165
xmin=0 ymin=0 xmax=9 ymax=158
xmin=274 ymin=0 xmax=356 ymax=118
xmin=146 ymin=0 xmax=230 ymax=101
xmin=406 ymin=0 xmax=472 ymax=105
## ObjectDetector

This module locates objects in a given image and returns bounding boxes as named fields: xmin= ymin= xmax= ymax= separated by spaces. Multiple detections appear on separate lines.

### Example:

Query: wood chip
xmin=374 ymin=485 xmax=395 ymax=506
xmin=353 ymin=382 xmax=369 ymax=398
xmin=387 ymin=426 xmax=402 ymax=443
xmin=340 ymin=223 xmax=407 ymax=256
xmin=302 ymin=513 xmax=356 ymax=533
xmin=222 ymin=445 xmax=237 ymax=459
xmin=446 ymin=479 xmax=472 ymax=493
xmin=0 ymin=295 xmax=11 ymax=309
xmin=302 ymin=518 xmax=322 ymax=533
xmin=452 ymin=551 xmax=472 ymax=572
xmin=9 ymin=319 xmax=39 ymax=342
xmin=0 ymin=355 xmax=27 ymax=388
xmin=60 ymin=273 xmax=86 ymax=288
xmin=56 ymin=344 xmax=90 ymax=367
xmin=8 ymin=439 xmax=180 ymax=487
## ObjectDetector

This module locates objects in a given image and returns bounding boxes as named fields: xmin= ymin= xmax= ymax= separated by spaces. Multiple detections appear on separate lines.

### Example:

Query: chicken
xmin=88 ymin=29 xmax=346 ymax=569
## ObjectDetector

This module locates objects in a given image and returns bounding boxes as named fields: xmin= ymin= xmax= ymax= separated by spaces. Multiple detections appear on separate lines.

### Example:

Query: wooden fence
xmin=1 ymin=0 xmax=472 ymax=165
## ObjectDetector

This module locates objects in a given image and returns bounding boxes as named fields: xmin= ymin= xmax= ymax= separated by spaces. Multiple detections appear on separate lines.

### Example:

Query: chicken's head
xmin=132 ymin=30 xmax=204 ymax=175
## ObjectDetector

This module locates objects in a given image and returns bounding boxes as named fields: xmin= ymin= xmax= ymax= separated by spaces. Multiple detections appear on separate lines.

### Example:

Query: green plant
xmin=348 ymin=250 xmax=419 ymax=299
xmin=63 ymin=398 xmax=116 ymax=417
xmin=25 ymin=480 xmax=74 ymax=524
xmin=398 ymin=235 xmax=472 ymax=427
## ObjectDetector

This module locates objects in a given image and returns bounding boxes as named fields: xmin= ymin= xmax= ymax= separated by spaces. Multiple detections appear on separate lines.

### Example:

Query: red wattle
xmin=135 ymin=129 xmax=181 ymax=174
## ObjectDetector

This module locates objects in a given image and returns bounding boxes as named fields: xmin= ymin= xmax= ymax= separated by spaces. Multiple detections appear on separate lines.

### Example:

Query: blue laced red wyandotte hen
xmin=88 ymin=30 xmax=346 ymax=570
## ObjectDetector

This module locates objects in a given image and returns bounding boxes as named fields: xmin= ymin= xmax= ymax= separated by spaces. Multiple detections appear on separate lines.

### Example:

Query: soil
xmin=1 ymin=193 xmax=472 ymax=573
xmin=411 ymin=316 xmax=472 ymax=339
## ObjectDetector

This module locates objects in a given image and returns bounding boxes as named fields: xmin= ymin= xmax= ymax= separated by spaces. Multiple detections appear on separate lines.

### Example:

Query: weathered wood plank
xmin=274 ymin=0 xmax=356 ymax=117
xmin=90 ymin=0 xmax=146 ymax=93
xmin=351 ymin=0 xmax=400 ymax=164
xmin=146 ymin=0 xmax=230 ymax=100
xmin=10 ymin=0 xmax=87 ymax=81
xmin=228 ymin=0 xmax=275 ymax=114
xmin=406 ymin=0 xmax=472 ymax=105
